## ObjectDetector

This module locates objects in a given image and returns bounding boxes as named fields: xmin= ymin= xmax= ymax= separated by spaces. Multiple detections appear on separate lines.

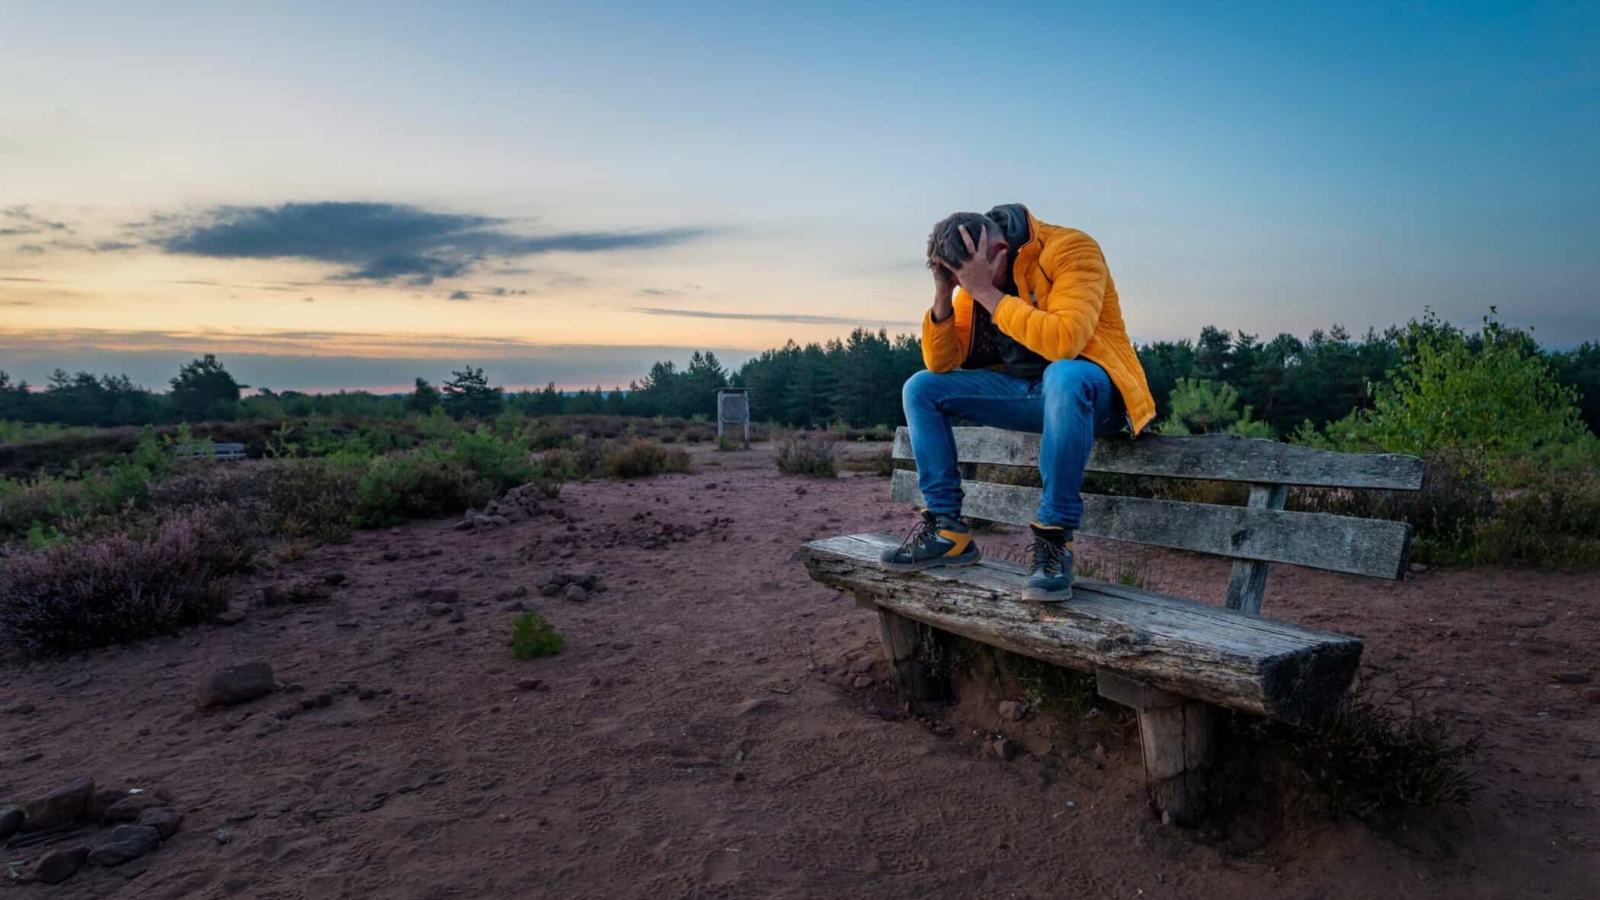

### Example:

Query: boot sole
xmin=879 ymin=550 xmax=982 ymax=572
xmin=1021 ymin=585 xmax=1073 ymax=603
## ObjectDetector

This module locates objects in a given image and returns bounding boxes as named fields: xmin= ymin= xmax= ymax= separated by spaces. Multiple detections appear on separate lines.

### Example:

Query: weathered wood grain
xmin=892 ymin=426 xmax=1425 ymax=490
xmin=803 ymin=533 xmax=1364 ymax=724
xmin=876 ymin=606 xmax=952 ymax=706
xmin=1224 ymin=483 xmax=1288 ymax=613
xmin=890 ymin=470 xmax=1413 ymax=580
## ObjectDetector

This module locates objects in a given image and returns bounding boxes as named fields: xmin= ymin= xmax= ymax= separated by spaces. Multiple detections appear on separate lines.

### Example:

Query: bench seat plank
xmin=892 ymin=426 xmax=1425 ymax=490
xmin=802 ymin=532 xmax=1363 ymax=724
xmin=889 ymin=470 xmax=1412 ymax=580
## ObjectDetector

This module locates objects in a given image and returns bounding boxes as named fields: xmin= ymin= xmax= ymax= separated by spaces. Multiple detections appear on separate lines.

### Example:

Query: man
xmin=881 ymin=204 xmax=1155 ymax=602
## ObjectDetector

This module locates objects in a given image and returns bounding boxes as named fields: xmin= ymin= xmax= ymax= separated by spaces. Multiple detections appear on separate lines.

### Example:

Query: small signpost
xmin=717 ymin=388 xmax=750 ymax=449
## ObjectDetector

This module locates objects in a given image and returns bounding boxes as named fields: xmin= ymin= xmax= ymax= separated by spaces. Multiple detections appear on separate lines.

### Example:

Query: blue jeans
xmin=901 ymin=360 xmax=1124 ymax=529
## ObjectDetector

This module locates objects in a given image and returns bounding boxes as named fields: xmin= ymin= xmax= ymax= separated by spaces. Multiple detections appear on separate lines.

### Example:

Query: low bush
xmin=355 ymin=448 xmax=492 ymax=527
xmin=776 ymin=434 xmax=839 ymax=477
xmin=603 ymin=439 xmax=692 ymax=479
xmin=510 ymin=611 xmax=565 ymax=659
xmin=0 ymin=504 xmax=258 ymax=655
xmin=1218 ymin=679 xmax=1477 ymax=820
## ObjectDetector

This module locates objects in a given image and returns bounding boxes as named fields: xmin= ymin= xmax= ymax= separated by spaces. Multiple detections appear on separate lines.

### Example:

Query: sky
xmin=2 ymin=0 xmax=1597 ymax=392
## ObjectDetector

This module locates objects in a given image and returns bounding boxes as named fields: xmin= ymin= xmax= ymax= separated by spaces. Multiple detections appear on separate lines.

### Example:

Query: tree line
xmin=4 ymin=319 xmax=1598 ymax=438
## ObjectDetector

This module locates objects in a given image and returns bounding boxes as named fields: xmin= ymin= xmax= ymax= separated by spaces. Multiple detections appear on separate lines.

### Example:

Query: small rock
xmin=104 ymin=793 xmax=166 ymax=822
xmin=563 ymin=584 xmax=588 ymax=603
xmin=136 ymin=807 xmax=183 ymax=840
xmin=32 ymin=846 xmax=90 ymax=885
xmin=426 ymin=602 xmax=453 ymax=617
xmin=225 ymin=810 xmax=258 ymax=823
xmin=847 ymin=658 xmax=874 ymax=674
xmin=358 ymin=688 xmax=377 ymax=701
xmin=89 ymin=824 xmax=161 ymax=866
xmin=214 ymin=609 xmax=248 ymax=626
xmin=448 ymin=607 xmax=466 ymax=624
xmin=540 ymin=582 xmax=562 ymax=597
xmin=1408 ymin=562 xmax=1429 ymax=574
xmin=0 ymin=804 xmax=24 ymax=839
xmin=736 ymin=698 xmax=779 ymax=717
xmin=516 ymin=678 xmax=544 ymax=692
xmin=196 ymin=661 xmax=275 ymax=709
xmin=115 ymin=857 xmax=153 ymax=879
xmin=998 ymin=700 xmax=1028 ymax=722
xmin=5 ymin=701 xmax=37 ymax=715
xmin=988 ymin=738 xmax=1017 ymax=761
xmin=1553 ymin=672 xmax=1592 ymax=685
xmin=417 ymin=587 xmax=461 ymax=604
xmin=22 ymin=776 xmax=95 ymax=830
xmin=511 ymin=585 xmax=529 ymax=599
xmin=214 ymin=828 xmax=232 ymax=844
xmin=453 ymin=519 xmax=475 ymax=532
xmin=851 ymin=675 xmax=874 ymax=690
xmin=1091 ymin=743 xmax=1110 ymax=766
xmin=324 ymin=572 xmax=348 ymax=587
xmin=315 ymin=692 xmax=334 ymax=708
xmin=504 ymin=600 xmax=526 ymax=613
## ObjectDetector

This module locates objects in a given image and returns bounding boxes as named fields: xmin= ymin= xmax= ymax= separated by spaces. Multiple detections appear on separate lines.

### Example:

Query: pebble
xmin=988 ymin=738 xmax=1017 ymax=761
xmin=214 ymin=609 xmax=248 ymax=626
xmin=0 ymin=805 xmax=23 ymax=839
xmin=426 ymin=602 xmax=453 ymax=617
xmin=516 ymin=678 xmax=545 ymax=692
xmin=417 ymin=587 xmax=461 ymax=604
xmin=998 ymin=700 xmax=1028 ymax=722
xmin=564 ymin=584 xmax=588 ymax=603
xmin=214 ymin=828 xmax=233 ymax=845
xmin=847 ymin=658 xmax=874 ymax=674
xmin=504 ymin=600 xmax=526 ymax=613
xmin=137 ymin=807 xmax=183 ymax=840
xmin=5 ymin=701 xmax=37 ymax=715
xmin=324 ymin=572 xmax=348 ymax=587
xmin=851 ymin=675 xmax=874 ymax=690
xmin=448 ymin=607 xmax=466 ymax=624
xmin=1552 ymin=673 xmax=1592 ymax=685
xmin=103 ymin=793 xmax=166 ymax=822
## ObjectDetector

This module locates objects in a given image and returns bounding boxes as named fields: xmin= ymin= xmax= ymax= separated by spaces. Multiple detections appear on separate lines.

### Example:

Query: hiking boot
xmin=1021 ymin=524 xmax=1073 ymax=602
xmin=880 ymin=510 xmax=981 ymax=571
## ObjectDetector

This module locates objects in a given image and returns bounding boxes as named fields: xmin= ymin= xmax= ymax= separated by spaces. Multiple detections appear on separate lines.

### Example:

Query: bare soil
xmin=3 ymin=442 xmax=1597 ymax=899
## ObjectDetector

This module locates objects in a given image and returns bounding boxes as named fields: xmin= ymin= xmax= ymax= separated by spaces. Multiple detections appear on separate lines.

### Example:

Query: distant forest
xmin=4 ymin=318 xmax=1598 ymax=439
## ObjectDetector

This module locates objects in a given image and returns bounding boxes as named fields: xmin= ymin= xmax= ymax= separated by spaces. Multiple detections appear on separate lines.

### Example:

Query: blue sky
xmin=1 ymin=0 xmax=1596 ymax=390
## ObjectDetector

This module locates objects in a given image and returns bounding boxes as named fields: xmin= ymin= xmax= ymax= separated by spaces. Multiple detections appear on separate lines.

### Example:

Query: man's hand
xmin=941 ymin=224 xmax=1006 ymax=312
xmin=930 ymin=263 xmax=957 ymax=322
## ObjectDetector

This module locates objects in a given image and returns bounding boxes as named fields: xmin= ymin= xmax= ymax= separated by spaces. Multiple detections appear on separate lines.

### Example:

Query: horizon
xmin=3 ymin=1 xmax=1598 ymax=392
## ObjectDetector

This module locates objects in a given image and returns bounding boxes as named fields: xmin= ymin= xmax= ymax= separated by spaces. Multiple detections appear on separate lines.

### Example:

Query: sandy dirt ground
xmin=3 ymin=443 xmax=1597 ymax=899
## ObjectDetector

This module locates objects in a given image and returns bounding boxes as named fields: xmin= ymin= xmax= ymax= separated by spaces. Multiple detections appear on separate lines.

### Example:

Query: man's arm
xmin=990 ymin=232 xmax=1107 ymax=361
xmin=922 ymin=264 xmax=966 ymax=372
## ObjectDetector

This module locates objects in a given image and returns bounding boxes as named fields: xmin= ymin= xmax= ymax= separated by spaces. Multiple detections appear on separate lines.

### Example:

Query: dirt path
xmin=3 ymin=445 xmax=1597 ymax=898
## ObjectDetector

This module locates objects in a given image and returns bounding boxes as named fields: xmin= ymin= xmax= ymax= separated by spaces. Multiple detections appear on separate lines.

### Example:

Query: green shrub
xmin=776 ymin=434 xmax=839 ymax=477
xmin=510 ymin=611 xmax=565 ymax=659
xmin=1158 ymin=378 xmax=1275 ymax=439
xmin=355 ymin=449 xmax=490 ymax=526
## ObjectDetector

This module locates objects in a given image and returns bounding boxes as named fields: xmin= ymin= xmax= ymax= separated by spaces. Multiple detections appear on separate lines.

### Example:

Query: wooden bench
xmin=174 ymin=442 xmax=247 ymax=461
xmin=800 ymin=426 xmax=1424 ymax=825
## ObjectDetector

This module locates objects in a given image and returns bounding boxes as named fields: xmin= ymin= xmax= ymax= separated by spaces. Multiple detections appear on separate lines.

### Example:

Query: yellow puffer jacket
xmin=921 ymin=210 xmax=1156 ymax=435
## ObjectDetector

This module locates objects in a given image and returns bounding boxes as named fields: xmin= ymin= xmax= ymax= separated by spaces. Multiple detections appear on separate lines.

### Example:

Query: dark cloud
xmin=137 ymin=201 xmax=710 ymax=283
xmin=629 ymin=307 xmax=916 ymax=328
xmin=303 ymin=297 xmax=315 ymax=303
xmin=0 ymin=276 xmax=52 ymax=282
xmin=637 ymin=287 xmax=682 ymax=297
xmin=94 ymin=240 xmax=137 ymax=252
xmin=1 ymin=300 xmax=33 ymax=307
xmin=18 ymin=245 xmax=44 ymax=254
xmin=448 ymin=290 xmax=472 ymax=301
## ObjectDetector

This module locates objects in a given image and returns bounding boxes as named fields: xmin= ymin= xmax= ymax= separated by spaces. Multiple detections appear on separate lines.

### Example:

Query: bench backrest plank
xmin=892 ymin=427 xmax=1424 ymax=490
xmin=889 ymin=471 xmax=1413 ymax=580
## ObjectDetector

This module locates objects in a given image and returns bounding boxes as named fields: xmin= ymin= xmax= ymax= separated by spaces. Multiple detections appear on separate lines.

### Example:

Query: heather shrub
xmin=0 ymin=504 xmax=259 ymax=655
xmin=603 ymin=439 xmax=692 ymax=479
xmin=775 ymin=434 xmax=839 ymax=477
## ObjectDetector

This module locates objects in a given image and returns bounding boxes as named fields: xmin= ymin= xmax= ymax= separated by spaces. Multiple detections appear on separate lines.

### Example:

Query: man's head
xmin=926 ymin=211 xmax=1010 ymax=288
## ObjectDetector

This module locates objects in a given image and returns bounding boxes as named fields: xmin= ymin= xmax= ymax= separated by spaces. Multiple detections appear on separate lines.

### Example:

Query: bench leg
xmin=870 ymin=601 xmax=953 ymax=707
xmin=1137 ymin=700 xmax=1214 ymax=827
xmin=1097 ymin=670 xmax=1214 ymax=826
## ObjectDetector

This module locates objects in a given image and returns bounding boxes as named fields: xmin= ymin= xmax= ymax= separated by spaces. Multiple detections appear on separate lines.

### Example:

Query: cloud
xmin=637 ymin=287 xmax=682 ymax=296
xmin=18 ymin=245 xmax=44 ymax=254
xmin=449 ymin=290 xmax=472 ymax=301
xmin=629 ymin=307 xmax=917 ymax=328
xmin=136 ymin=201 xmax=710 ymax=283
xmin=0 ymin=276 xmax=52 ymax=282
xmin=1 ymin=300 xmax=33 ymax=307
xmin=94 ymin=240 xmax=137 ymax=252
xmin=0 ymin=205 xmax=71 ymax=237
xmin=303 ymin=296 xmax=315 ymax=303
